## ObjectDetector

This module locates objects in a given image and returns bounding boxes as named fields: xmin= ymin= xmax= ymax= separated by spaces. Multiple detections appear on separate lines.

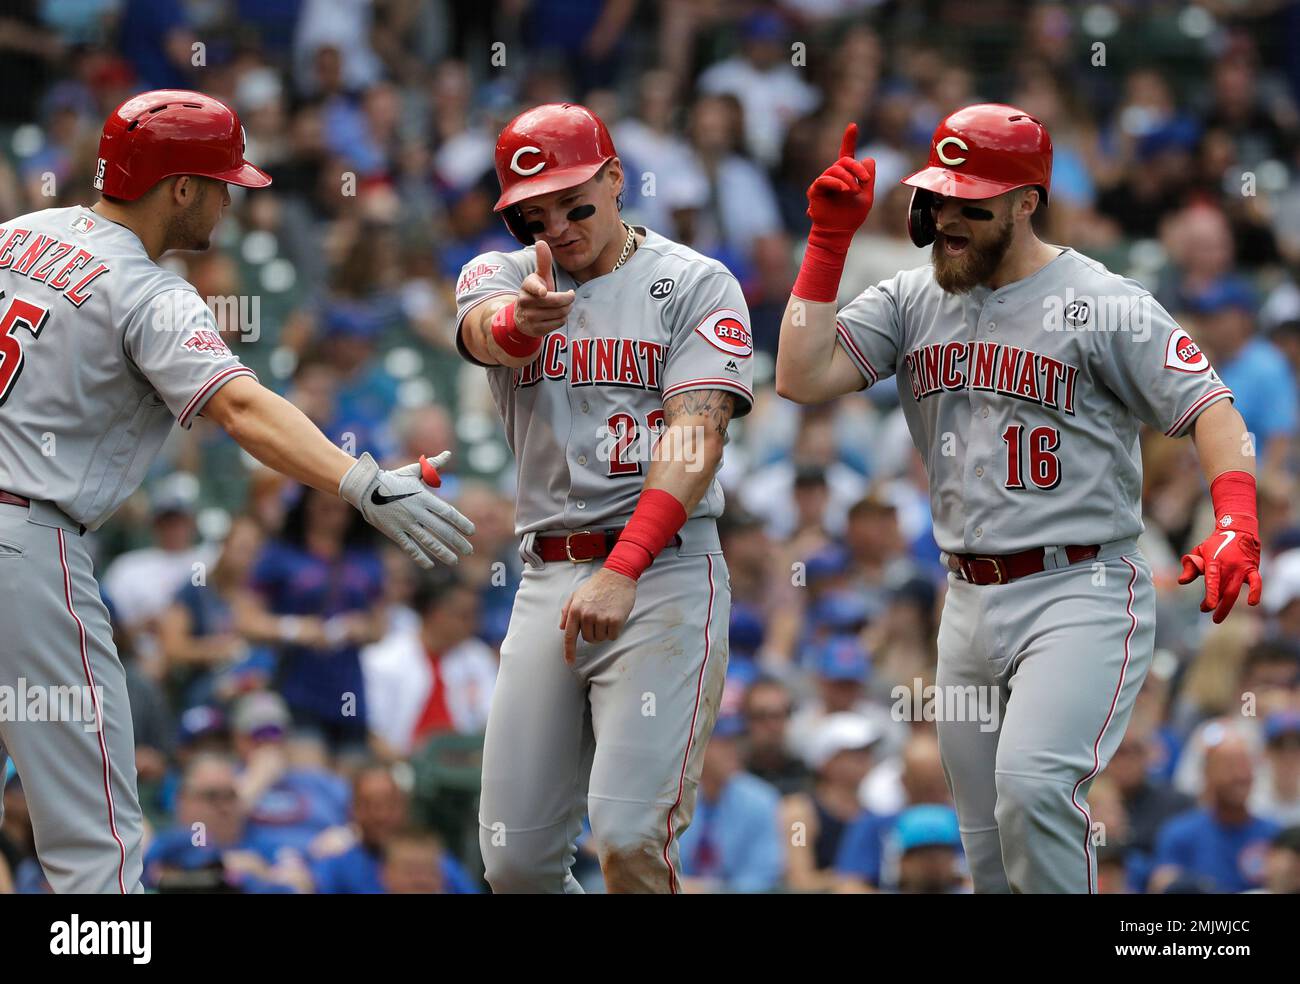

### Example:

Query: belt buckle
xmin=967 ymin=555 xmax=1007 ymax=585
xmin=565 ymin=530 xmax=595 ymax=563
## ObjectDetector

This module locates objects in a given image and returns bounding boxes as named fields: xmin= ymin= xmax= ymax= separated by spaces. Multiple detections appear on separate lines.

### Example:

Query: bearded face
xmin=929 ymin=193 xmax=1019 ymax=294
xmin=163 ymin=177 xmax=229 ymax=252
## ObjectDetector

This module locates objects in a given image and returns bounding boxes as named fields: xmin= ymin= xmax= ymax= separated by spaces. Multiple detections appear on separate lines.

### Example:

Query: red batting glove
xmin=1178 ymin=471 xmax=1263 ymax=623
xmin=793 ymin=123 xmax=877 ymax=303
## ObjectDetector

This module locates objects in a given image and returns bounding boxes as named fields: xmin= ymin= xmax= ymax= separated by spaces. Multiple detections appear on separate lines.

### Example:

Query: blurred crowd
xmin=2 ymin=0 xmax=1300 ymax=893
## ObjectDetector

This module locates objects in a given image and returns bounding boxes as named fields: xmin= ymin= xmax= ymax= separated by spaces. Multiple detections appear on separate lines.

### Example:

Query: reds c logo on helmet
xmin=935 ymin=136 xmax=969 ymax=166
xmin=901 ymin=103 xmax=1053 ymax=247
xmin=510 ymin=146 xmax=546 ymax=176
xmin=493 ymin=103 xmax=618 ymax=245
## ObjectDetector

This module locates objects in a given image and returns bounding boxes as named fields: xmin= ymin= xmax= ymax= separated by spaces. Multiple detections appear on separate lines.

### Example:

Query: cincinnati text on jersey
xmin=514 ymin=333 xmax=667 ymax=390
xmin=0 ymin=226 xmax=110 ymax=307
xmin=903 ymin=340 xmax=1080 ymax=415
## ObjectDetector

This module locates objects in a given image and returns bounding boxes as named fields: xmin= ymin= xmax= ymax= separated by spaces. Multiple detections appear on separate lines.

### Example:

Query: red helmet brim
xmin=901 ymin=165 xmax=1025 ymax=201
xmin=210 ymin=161 xmax=272 ymax=189
xmin=493 ymin=159 xmax=609 ymax=212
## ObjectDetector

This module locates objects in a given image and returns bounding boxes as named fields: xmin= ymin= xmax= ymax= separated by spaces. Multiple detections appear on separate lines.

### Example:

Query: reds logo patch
xmin=510 ymin=146 xmax=545 ymax=176
xmin=182 ymin=329 xmax=231 ymax=357
xmin=694 ymin=309 xmax=752 ymax=357
xmin=457 ymin=262 xmax=503 ymax=297
xmin=1164 ymin=327 xmax=1209 ymax=373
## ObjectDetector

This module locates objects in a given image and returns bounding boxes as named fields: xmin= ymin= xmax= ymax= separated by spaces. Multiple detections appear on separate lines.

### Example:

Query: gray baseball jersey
xmin=455 ymin=228 xmax=754 ymax=535
xmin=833 ymin=246 xmax=1231 ymax=893
xmin=457 ymin=227 xmax=750 ymax=893
xmin=0 ymin=205 xmax=256 ymax=531
xmin=834 ymin=247 xmax=1232 ymax=554
xmin=0 ymin=205 xmax=254 ymax=893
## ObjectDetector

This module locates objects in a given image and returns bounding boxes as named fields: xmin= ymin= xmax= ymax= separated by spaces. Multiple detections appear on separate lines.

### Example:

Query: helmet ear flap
xmin=908 ymin=188 xmax=937 ymax=248
xmin=502 ymin=205 xmax=535 ymax=245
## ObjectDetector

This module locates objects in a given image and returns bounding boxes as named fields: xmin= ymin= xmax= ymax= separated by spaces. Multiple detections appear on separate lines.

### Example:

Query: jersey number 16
xmin=1002 ymin=423 xmax=1061 ymax=490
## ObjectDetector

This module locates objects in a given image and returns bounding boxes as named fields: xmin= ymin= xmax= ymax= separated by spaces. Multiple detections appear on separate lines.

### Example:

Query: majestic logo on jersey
xmin=1164 ymin=327 xmax=1209 ymax=373
xmin=456 ymin=262 xmax=503 ymax=298
xmin=182 ymin=329 xmax=231 ymax=357
xmin=515 ymin=332 xmax=667 ymax=391
xmin=694 ymin=309 xmax=752 ymax=357
xmin=71 ymin=215 xmax=95 ymax=234
xmin=723 ymin=359 xmax=740 ymax=375
xmin=509 ymin=146 xmax=545 ymax=176
xmin=650 ymin=278 xmax=675 ymax=299
xmin=903 ymin=341 xmax=1080 ymax=415
xmin=935 ymin=136 xmax=969 ymax=166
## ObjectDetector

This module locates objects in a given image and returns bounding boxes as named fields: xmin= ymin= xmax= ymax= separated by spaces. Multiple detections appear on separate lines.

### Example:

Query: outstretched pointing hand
xmin=516 ymin=239 xmax=575 ymax=338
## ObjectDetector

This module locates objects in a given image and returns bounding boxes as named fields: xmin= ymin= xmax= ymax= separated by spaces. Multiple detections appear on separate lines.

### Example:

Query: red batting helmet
xmin=94 ymin=89 xmax=272 ymax=201
xmin=901 ymin=103 xmax=1052 ymax=247
xmin=493 ymin=103 xmax=617 ymax=244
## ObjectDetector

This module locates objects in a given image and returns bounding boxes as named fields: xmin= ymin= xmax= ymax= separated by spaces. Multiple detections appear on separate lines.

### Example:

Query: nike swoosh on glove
xmin=339 ymin=451 xmax=475 ymax=568
xmin=1178 ymin=525 xmax=1263 ymax=624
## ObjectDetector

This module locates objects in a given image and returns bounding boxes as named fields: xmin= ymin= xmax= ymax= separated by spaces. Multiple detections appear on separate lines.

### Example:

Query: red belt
xmin=534 ymin=527 xmax=681 ymax=564
xmin=0 ymin=490 xmax=29 ymax=508
xmin=948 ymin=544 xmax=1099 ymax=585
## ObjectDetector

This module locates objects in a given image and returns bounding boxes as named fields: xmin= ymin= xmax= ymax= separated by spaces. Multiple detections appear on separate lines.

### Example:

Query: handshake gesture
xmin=340 ymin=450 xmax=475 ymax=569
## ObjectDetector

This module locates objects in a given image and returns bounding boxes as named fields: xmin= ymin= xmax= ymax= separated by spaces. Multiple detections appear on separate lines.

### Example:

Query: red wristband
xmin=604 ymin=489 xmax=689 ymax=581
xmin=491 ymin=302 xmax=543 ymax=358
xmin=1209 ymin=470 xmax=1258 ymax=536
xmin=792 ymin=226 xmax=853 ymax=304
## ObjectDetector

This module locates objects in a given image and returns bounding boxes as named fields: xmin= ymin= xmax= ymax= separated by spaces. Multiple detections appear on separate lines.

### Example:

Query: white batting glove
xmin=339 ymin=451 xmax=475 ymax=568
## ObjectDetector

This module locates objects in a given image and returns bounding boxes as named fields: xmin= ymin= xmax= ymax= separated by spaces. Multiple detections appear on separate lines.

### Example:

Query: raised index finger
xmin=839 ymin=122 xmax=859 ymax=162
xmin=534 ymin=239 xmax=554 ymax=290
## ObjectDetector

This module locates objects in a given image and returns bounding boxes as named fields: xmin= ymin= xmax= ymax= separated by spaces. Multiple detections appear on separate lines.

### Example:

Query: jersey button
xmin=577 ymin=501 xmax=586 ymax=510
xmin=975 ymin=466 xmax=984 ymax=477
xmin=988 ymin=322 xmax=996 ymax=331
xmin=577 ymin=455 xmax=587 ymax=465
xmin=581 ymin=401 xmax=590 ymax=413
xmin=982 ymin=407 xmax=990 ymax=418
xmin=975 ymin=527 xmax=983 ymax=537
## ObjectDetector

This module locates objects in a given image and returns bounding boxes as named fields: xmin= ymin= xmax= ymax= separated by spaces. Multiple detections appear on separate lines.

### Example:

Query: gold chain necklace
xmin=612 ymin=223 xmax=637 ymax=271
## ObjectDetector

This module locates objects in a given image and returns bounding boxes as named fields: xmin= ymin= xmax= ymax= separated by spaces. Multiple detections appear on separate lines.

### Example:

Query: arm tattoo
xmin=662 ymin=389 xmax=736 ymax=438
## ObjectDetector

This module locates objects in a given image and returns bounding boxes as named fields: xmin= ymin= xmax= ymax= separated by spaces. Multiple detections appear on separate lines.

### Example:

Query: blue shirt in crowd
xmin=143 ymin=827 xmax=300 ymax=894
xmin=245 ymin=769 xmax=351 ymax=855
xmin=1153 ymin=808 xmax=1278 ymax=892
xmin=312 ymin=842 xmax=478 ymax=894
xmin=676 ymin=772 xmax=783 ymax=893
xmin=251 ymin=541 xmax=383 ymax=733
xmin=835 ymin=811 xmax=896 ymax=886
xmin=1217 ymin=338 xmax=1298 ymax=461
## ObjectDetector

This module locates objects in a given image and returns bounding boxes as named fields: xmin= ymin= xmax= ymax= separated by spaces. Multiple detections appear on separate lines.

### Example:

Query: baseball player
xmin=776 ymin=104 xmax=1263 ymax=893
xmin=455 ymin=104 xmax=753 ymax=893
xmin=0 ymin=90 xmax=474 ymax=893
